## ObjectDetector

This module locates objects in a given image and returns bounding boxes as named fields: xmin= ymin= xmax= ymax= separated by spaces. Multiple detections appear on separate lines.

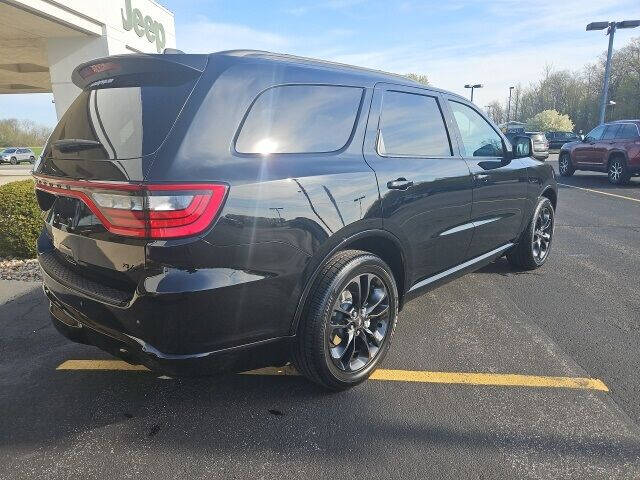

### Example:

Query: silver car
xmin=0 ymin=147 xmax=36 ymax=164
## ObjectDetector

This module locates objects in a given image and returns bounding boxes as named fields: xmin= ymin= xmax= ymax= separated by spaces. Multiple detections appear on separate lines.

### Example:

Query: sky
xmin=1 ymin=0 xmax=639 ymax=127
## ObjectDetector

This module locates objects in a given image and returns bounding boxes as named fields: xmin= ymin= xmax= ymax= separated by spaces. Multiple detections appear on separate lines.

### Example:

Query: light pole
xmin=464 ymin=83 xmax=482 ymax=102
xmin=587 ymin=20 xmax=640 ymax=124
xmin=608 ymin=100 xmax=616 ymax=121
xmin=506 ymin=86 xmax=514 ymax=126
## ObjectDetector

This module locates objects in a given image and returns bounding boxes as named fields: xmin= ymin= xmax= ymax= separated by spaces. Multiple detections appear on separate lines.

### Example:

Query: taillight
xmin=34 ymin=177 xmax=228 ymax=239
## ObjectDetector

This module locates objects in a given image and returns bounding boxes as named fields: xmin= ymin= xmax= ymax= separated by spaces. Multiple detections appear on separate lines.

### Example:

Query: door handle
xmin=387 ymin=178 xmax=413 ymax=190
xmin=475 ymin=173 xmax=490 ymax=182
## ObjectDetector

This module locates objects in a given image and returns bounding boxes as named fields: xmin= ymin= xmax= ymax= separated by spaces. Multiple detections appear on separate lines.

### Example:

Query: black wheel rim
xmin=609 ymin=161 xmax=622 ymax=182
xmin=532 ymin=205 xmax=553 ymax=262
xmin=327 ymin=273 xmax=390 ymax=373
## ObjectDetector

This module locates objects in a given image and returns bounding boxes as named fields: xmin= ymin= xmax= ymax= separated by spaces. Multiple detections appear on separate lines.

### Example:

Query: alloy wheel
xmin=327 ymin=273 xmax=390 ymax=372
xmin=609 ymin=161 xmax=623 ymax=182
xmin=559 ymin=156 xmax=569 ymax=174
xmin=532 ymin=205 xmax=553 ymax=262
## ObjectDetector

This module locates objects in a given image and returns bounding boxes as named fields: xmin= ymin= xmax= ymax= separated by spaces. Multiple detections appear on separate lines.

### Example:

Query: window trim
xmin=447 ymin=99 xmax=505 ymax=158
xmin=232 ymin=83 xmax=366 ymax=157
xmin=375 ymin=89 xmax=453 ymax=159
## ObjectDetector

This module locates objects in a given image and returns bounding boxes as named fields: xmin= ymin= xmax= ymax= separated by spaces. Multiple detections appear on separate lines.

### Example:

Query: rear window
xmin=235 ymin=85 xmax=363 ymax=154
xmin=45 ymin=79 xmax=198 ymax=160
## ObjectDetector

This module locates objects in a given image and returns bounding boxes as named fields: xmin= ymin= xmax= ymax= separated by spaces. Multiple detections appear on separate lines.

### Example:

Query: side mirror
xmin=512 ymin=135 xmax=532 ymax=159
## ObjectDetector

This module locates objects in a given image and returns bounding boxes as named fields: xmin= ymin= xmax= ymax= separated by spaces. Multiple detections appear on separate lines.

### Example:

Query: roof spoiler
xmin=71 ymin=54 xmax=207 ymax=90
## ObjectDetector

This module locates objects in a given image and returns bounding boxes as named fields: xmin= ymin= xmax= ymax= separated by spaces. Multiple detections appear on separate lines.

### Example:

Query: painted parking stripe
xmin=56 ymin=360 xmax=608 ymax=391
xmin=57 ymin=360 xmax=148 ymax=371
xmin=558 ymin=183 xmax=640 ymax=204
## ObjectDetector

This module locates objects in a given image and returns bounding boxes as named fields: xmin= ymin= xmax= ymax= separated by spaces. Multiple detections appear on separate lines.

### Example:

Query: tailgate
xmin=34 ymin=53 xmax=208 ymax=291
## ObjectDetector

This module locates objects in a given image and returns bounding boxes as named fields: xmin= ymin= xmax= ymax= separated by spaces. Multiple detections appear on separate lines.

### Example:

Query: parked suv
xmin=0 ymin=147 xmax=36 ymax=164
xmin=559 ymin=120 xmax=640 ymax=184
xmin=506 ymin=131 xmax=549 ymax=161
xmin=545 ymin=131 xmax=580 ymax=150
xmin=34 ymin=51 xmax=557 ymax=390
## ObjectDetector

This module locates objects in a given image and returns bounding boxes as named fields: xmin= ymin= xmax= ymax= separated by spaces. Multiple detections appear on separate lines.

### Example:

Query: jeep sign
xmin=121 ymin=0 xmax=166 ymax=53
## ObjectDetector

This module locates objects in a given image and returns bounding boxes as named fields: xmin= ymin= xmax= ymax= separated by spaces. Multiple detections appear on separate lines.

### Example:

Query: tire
xmin=507 ymin=197 xmax=554 ymax=270
xmin=29 ymin=156 xmax=35 ymax=164
xmin=292 ymin=249 xmax=398 ymax=391
xmin=558 ymin=153 xmax=574 ymax=177
xmin=10 ymin=156 xmax=17 ymax=165
xmin=608 ymin=156 xmax=630 ymax=185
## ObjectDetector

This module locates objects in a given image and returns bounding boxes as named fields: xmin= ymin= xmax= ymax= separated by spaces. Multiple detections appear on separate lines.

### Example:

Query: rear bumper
xmin=39 ymin=238 xmax=308 ymax=374
xmin=48 ymin=295 xmax=291 ymax=376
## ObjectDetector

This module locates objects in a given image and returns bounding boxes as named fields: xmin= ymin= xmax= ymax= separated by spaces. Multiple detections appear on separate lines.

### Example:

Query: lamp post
xmin=608 ymin=100 xmax=616 ymax=122
xmin=587 ymin=20 xmax=640 ymax=124
xmin=464 ymin=83 xmax=482 ymax=102
xmin=506 ymin=86 xmax=514 ymax=126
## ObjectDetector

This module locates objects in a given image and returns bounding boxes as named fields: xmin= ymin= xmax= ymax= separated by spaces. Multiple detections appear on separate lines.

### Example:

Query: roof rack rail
xmin=163 ymin=48 xmax=185 ymax=54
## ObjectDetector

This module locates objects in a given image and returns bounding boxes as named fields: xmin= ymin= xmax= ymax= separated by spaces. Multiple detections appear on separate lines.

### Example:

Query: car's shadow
xmin=1 ymin=286 xmax=638 ymax=471
xmin=475 ymin=257 xmax=545 ymax=277
xmin=553 ymin=170 xmax=640 ymax=192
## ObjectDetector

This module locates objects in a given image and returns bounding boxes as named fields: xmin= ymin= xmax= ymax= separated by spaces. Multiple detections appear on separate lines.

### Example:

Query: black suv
xmin=546 ymin=131 xmax=580 ymax=150
xmin=34 ymin=51 xmax=557 ymax=390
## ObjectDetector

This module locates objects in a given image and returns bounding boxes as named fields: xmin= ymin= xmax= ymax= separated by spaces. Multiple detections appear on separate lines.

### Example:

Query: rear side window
xmin=235 ymin=85 xmax=363 ymax=154
xmin=377 ymin=91 xmax=451 ymax=157
xmin=616 ymin=124 xmax=639 ymax=139
xmin=449 ymin=101 xmax=504 ymax=157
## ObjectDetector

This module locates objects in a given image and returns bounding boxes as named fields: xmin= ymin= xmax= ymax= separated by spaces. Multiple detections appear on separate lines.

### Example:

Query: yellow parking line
xmin=57 ymin=360 xmax=149 ymax=371
xmin=56 ymin=360 xmax=608 ymax=391
xmin=558 ymin=183 xmax=640 ymax=203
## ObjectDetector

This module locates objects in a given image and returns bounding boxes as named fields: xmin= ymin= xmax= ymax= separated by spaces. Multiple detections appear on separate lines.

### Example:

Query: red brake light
xmin=78 ymin=62 xmax=120 ymax=79
xmin=34 ymin=177 xmax=228 ymax=239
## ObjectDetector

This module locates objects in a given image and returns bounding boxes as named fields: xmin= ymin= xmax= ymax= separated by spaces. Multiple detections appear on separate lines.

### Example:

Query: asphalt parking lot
xmin=1 ymin=154 xmax=640 ymax=479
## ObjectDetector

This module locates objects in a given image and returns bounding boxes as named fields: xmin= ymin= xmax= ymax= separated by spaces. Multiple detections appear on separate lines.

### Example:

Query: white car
xmin=0 ymin=147 xmax=36 ymax=164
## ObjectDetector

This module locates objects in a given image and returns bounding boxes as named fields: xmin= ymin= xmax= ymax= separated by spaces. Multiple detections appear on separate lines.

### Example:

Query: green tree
xmin=405 ymin=73 xmax=429 ymax=85
xmin=525 ymin=109 xmax=574 ymax=132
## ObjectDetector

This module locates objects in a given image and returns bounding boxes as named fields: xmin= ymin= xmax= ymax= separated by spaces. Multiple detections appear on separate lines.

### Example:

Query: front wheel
xmin=10 ymin=156 xmax=17 ymax=165
xmin=293 ymin=250 xmax=398 ymax=391
xmin=507 ymin=197 xmax=555 ymax=270
xmin=558 ymin=153 xmax=574 ymax=177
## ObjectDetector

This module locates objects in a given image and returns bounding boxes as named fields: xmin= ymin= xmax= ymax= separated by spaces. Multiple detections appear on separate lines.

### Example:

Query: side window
xmin=449 ymin=101 xmax=504 ymax=157
xmin=236 ymin=85 xmax=363 ymax=154
xmin=616 ymin=124 xmax=639 ymax=139
xmin=377 ymin=91 xmax=451 ymax=157
xmin=585 ymin=125 xmax=605 ymax=142
xmin=602 ymin=125 xmax=620 ymax=140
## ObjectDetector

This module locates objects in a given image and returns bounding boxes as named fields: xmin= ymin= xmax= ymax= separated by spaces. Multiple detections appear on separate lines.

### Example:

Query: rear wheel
xmin=608 ymin=156 xmax=630 ymax=185
xmin=507 ymin=197 xmax=554 ymax=270
xmin=29 ymin=156 xmax=35 ymax=164
xmin=10 ymin=156 xmax=17 ymax=165
xmin=293 ymin=250 xmax=398 ymax=391
xmin=558 ymin=153 xmax=574 ymax=177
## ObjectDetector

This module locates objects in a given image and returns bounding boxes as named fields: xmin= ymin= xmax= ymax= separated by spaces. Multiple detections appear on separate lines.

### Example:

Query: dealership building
xmin=0 ymin=0 xmax=176 ymax=118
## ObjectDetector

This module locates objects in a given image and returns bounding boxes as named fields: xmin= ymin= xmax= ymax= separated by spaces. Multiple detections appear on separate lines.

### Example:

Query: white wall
xmin=15 ymin=0 xmax=177 ymax=118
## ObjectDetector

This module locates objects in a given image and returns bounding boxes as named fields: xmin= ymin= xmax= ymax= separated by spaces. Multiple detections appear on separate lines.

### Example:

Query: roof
xmin=609 ymin=119 xmax=640 ymax=124
xmin=210 ymin=49 xmax=465 ymax=99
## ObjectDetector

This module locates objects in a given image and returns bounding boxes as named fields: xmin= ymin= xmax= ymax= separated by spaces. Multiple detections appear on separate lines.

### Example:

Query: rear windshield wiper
xmin=53 ymin=139 xmax=102 ymax=153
